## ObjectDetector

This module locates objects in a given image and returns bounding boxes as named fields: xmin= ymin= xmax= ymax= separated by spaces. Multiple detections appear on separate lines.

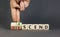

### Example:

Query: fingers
xmin=13 ymin=2 xmax=20 ymax=8
xmin=11 ymin=8 xmax=17 ymax=22
xmin=20 ymin=1 xmax=25 ymax=11
xmin=24 ymin=0 xmax=30 ymax=8
xmin=10 ymin=0 xmax=20 ymax=22
xmin=11 ymin=8 xmax=20 ymax=22
xmin=24 ymin=0 xmax=30 ymax=2
xmin=16 ymin=9 xmax=20 ymax=22
xmin=10 ymin=0 xmax=20 ymax=9
xmin=20 ymin=0 xmax=30 ymax=11
xmin=10 ymin=0 xmax=30 ymax=11
xmin=10 ymin=0 xmax=30 ymax=22
xmin=24 ymin=1 xmax=29 ymax=8
xmin=15 ymin=0 xmax=20 ymax=3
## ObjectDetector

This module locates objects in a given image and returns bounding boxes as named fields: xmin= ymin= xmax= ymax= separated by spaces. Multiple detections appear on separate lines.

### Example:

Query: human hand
xmin=10 ymin=0 xmax=30 ymax=22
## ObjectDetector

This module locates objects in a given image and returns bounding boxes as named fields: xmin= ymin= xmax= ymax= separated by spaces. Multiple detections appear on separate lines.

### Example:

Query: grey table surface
xmin=0 ymin=26 xmax=60 ymax=37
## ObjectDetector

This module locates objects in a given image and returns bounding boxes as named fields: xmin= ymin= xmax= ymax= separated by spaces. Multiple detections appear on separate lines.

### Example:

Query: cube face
xmin=17 ymin=26 xmax=21 ymax=30
xmin=11 ymin=22 xmax=17 ymax=30
xmin=11 ymin=22 xmax=22 ymax=30
xmin=17 ymin=26 xmax=20 ymax=30
xmin=11 ymin=26 xmax=17 ymax=30
xmin=11 ymin=26 xmax=22 ymax=30
xmin=17 ymin=22 xmax=22 ymax=30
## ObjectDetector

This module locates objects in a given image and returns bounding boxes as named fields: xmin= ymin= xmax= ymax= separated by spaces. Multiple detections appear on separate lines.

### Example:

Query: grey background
xmin=0 ymin=0 xmax=60 ymax=37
